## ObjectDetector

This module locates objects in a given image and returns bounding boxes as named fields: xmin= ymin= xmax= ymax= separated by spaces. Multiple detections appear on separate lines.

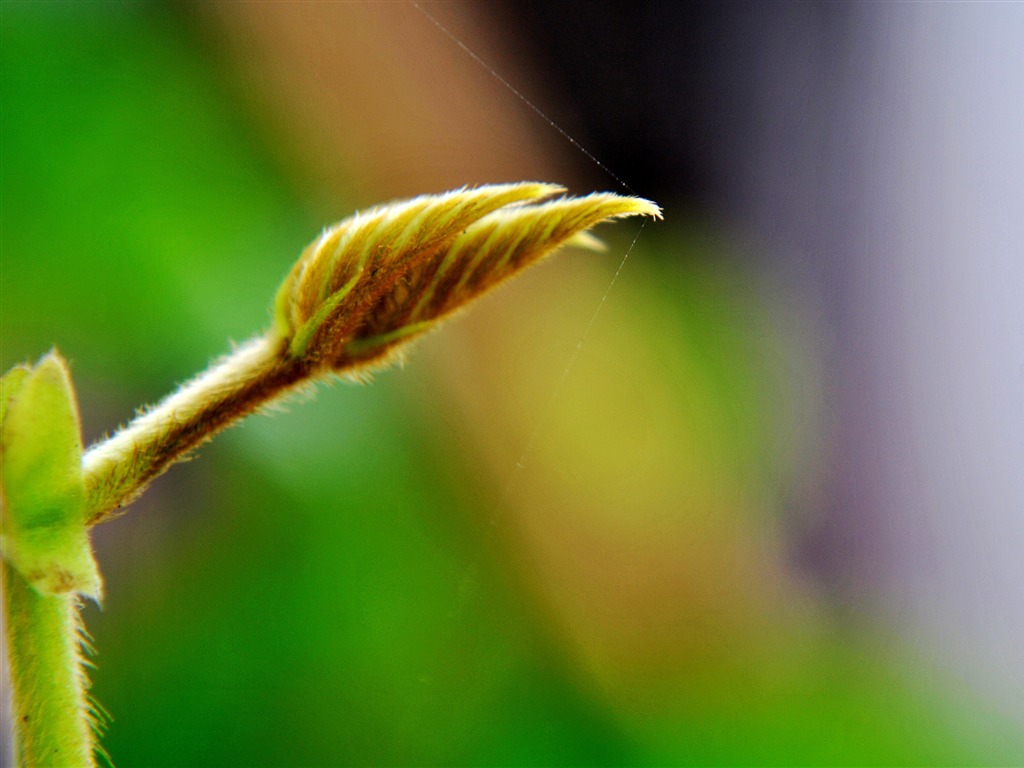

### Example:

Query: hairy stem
xmin=82 ymin=334 xmax=307 ymax=526
xmin=2 ymin=561 xmax=96 ymax=768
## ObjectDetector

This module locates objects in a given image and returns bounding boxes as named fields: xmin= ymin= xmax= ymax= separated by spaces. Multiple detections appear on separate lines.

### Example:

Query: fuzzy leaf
xmin=79 ymin=183 xmax=662 ymax=527
xmin=273 ymin=183 xmax=662 ymax=372
xmin=1 ymin=353 xmax=102 ymax=600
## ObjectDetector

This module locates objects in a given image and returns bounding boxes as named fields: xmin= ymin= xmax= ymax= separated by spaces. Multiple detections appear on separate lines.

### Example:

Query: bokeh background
xmin=3 ymin=1 xmax=1023 ymax=765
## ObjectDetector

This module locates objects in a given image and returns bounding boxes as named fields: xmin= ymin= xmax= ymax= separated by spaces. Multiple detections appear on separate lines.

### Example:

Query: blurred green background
xmin=2 ymin=3 xmax=1021 ymax=766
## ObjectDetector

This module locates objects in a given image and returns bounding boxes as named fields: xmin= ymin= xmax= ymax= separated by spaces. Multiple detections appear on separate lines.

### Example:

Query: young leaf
xmin=1 ymin=352 xmax=102 ymax=601
xmin=274 ymin=183 xmax=662 ymax=371
xmin=82 ymin=183 xmax=661 ymax=524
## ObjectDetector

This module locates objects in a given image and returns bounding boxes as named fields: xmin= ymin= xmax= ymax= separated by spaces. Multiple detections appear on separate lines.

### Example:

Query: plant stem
xmin=81 ymin=334 xmax=307 ymax=526
xmin=2 ymin=561 xmax=96 ymax=768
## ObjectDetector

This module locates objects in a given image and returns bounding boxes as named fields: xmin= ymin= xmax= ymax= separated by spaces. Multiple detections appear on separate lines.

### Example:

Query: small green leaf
xmin=1 ymin=352 xmax=102 ymax=601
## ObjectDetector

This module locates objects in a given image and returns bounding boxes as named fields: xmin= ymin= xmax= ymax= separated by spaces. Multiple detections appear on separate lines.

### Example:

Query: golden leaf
xmin=274 ymin=183 xmax=661 ymax=371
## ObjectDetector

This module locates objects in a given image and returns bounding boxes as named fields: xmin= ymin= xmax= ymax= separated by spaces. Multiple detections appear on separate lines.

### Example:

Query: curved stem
xmin=82 ymin=334 xmax=307 ymax=526
xmin=2 ymin=561 xmax=97 ymax=768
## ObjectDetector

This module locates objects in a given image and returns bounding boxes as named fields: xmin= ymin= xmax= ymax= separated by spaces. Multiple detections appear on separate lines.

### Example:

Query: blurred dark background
xmin=507 ymin=1 xmax=850 ymax=210
xmin=3 ymin=1 xmax=1022 ymax=765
